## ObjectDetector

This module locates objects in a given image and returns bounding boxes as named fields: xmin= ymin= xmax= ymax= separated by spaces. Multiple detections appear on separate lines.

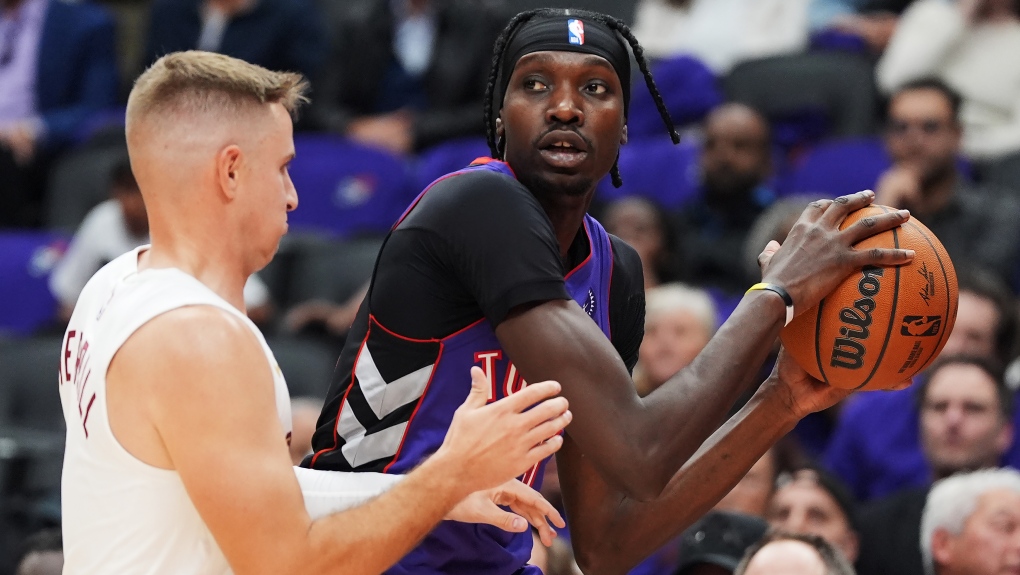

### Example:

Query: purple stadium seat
xmin=628 ymin=55 xmax=722 ymax=138
xmin=779 ymin=137 xmax=892 ymax=198
xmin=288 ymin=135 xmax=415 ymax=237
xmin=596 ymin=137 xmax=701 ymax=211
xmin=810 ymin=29 xmax=869 ymax=54
xmin=0 ymin=232 xmax=68 ymax=335
xmin=414 ymin=137 xmax=491 ymax=192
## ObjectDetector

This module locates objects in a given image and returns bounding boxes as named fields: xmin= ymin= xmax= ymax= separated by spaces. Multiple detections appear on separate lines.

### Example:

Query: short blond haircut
xmin=126 ymin=51 xmax=309 ymax=128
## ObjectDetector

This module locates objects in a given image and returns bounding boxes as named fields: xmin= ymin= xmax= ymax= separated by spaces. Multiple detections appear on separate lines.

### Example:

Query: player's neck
xmin=536 ymin=192 xmax=594 ymax=258
xmin=140 ymin=226 xmax=250 ymax=313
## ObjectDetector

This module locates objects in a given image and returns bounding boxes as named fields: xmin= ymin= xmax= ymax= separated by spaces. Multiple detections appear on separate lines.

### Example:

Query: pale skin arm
xmin=107 ymin=307 xmax=571 ymax=575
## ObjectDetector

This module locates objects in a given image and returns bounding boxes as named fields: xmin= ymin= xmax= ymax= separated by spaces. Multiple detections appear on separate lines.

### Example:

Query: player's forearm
xmin=566 ymin=382 xmax=798 ymax=575
xmin=632 ymin=291 xmax=787 ymax=488
xmin=300 ymin=453 xmax=470 ymax=575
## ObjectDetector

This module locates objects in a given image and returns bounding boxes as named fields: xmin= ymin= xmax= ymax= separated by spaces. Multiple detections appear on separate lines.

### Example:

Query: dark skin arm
xmin=495 ymin=192 xmax=913 ymax=500
xmin=561 ymin=350 xmax=851 ymax=575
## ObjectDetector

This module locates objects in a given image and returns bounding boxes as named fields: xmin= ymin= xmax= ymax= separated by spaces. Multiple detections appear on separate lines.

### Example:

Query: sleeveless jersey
xmin=58 ymin=246 xmax=292 ymax=574
xmin=308 ymin=160 xmax=614 ymax=574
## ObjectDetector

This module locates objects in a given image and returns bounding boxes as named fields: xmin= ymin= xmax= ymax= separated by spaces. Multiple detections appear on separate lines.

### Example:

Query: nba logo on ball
xmin=568 ymin=19 xmax=585 ymax=45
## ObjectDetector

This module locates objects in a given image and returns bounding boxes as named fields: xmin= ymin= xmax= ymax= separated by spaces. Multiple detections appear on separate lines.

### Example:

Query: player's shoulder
xmin=399 ymin=165 xmax=546 ymax=233
xmin=607 ymin=233 xmax=644 ymax=286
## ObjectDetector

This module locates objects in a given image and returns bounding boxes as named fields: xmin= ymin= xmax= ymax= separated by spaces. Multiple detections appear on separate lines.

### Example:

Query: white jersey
xmin=58 ymin=246 xmax=291 ymax=575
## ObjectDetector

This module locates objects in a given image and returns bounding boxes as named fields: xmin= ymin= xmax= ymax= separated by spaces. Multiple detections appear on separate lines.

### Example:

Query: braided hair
xmin=483 ymin=8 xmax=679 ymax=188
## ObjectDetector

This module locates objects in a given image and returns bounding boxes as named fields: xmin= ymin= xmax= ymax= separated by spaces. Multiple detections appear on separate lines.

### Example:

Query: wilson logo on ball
xmin=901 ymin=315 xmax=942 ymax=337
xmin=830 ymin=266 xmax=884 ymax=370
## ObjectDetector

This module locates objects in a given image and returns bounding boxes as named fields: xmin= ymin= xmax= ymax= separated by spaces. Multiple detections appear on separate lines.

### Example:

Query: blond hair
xmin=126 ymin=51 xmax=309 ymax=128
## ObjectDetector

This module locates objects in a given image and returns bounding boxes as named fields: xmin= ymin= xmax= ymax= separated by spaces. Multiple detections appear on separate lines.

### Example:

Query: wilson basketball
xmin=780 ymin=205 xmax=958 ymax=391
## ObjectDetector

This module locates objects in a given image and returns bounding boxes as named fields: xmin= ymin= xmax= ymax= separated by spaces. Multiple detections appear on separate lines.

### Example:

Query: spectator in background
xmin=856 ymin=355 xmax=1014 ymax=575
xmin=0 ymin=0 xmax=118 ymax=228
xmin=48 ymin=158 xmax=274 ymax=325
xmin=14 ymin=528 xmax=62 ymax=575
xmin=824 ymin=268 xmax=1020 ymax=502
xmin=309 ymin=0 xmax=505 ymax=154
xmin=678 ymin=103 xmax=776 ymax=294
xmin=633 ymin=283 xmax=717 ymax=396
xmin=631 ymin=0 xmax=810 ymax=74
xmin=603 ymin=197 xmax=682 ymax=289
xmin=671 ymin=511 xmax=769 ymax=575
xmin=765 ymin=468 xmax=860 ymax=565
xmin=734 ymin=532 xmax=857 ymax=575
xmin=877 ymin=0 xmax=1020 ymax=161
xmin=143 ymin=0 xmax=326 ymax=87
xmin=921 ymin=468 xmax=1020 ymax=575
xmin=810 ymin=0 xmax=916 ymax=53
xmin=875 ymin=79 xmax=1020 ymax=283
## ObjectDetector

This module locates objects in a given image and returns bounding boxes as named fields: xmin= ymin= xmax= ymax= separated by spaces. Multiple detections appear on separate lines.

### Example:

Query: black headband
xmin=496 ymin=14 xmax=632 ymax=117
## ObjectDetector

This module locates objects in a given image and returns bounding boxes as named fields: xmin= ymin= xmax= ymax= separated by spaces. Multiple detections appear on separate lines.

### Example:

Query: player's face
xmin=241 ymin=103 xmax=298 ymax=271
xmin=920 ymin=364 xmax=1010 ymax=475
xmin=499 ymin=51 xmax=626 ymax=199
xmin=765 ymin=475 xmax=858 ymax=562
xmin=934 ymin=490 xmax=1020 ymax=575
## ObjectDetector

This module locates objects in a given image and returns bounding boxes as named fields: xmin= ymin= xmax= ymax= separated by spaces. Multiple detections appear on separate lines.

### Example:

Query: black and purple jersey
xmin=305 ymin=158 xmax=645 ymax=574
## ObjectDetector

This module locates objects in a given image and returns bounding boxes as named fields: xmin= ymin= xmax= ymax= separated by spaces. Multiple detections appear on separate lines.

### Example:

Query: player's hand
xmin=446 ymin=479 xmax=565 ymax=546
xmin=765 ymin=347 xmax=853 ymax=420
xmin=434 ymin=367 xmax=571 ymax=495
xmin=758 ymin=190 xmax=914 ymax=317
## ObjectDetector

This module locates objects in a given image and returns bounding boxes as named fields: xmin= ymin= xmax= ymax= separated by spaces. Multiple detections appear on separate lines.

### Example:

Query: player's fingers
xmin=524 ymin=411 xmax=572 ymax=446
xmin=820 ymin=190 xmax=876 ymax=227
xmin=462 ymin=366 xmax=490 ymax=409
xmin=800 ymin=198 xmax=833 ymax=222
xmin=840 ymin=208 xmax=910 ymax=246
xmin=499 ymin=380 xmax=562 ymax=413
xmin=757 ymin=240 xmax=781 ymax=273
xmin=519 ymin=397 xmax=570 ymax=429
xmin=504 ymin=482 xmax=566 ymax=530
xmin=848 ymin=246 xmax=915 ymax=268
xmin=526 ymin=434 xmax=564 ymax=464
xmin=478 ymin=504 xmax=529 ymax=533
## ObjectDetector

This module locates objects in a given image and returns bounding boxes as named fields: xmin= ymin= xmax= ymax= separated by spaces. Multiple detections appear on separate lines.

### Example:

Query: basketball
xmin=780 ymin=205 xmax=959 ymax=391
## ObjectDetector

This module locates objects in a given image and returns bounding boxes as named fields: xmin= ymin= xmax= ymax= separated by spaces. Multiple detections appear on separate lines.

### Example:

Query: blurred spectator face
xmin=603 ymin=197 xmax=666 ymax=286
xmin=885 ymin=88 xmax=961 ymax=187
xmin=701 ymin=104 xmax=771 ymax=200
xmin=715 ymin=449 xmax=777 ymax=517
xmin=931 ymin=488 xmax=1020 ymax=575
xmin=766 ymin=471 xmax=859 ymax=562
xmin=740 ymin=540 xmax=826 ymax=575
xmin=638 ymin=285 xmax=717 ymax=395
xmin=942 ymin=290 xmax=1000 ymax=359
xmin=920 ymin=363 xmax=1012 ymax=478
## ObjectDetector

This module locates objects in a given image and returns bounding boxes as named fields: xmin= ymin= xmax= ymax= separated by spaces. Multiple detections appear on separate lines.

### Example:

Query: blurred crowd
xmin=5 ymin=0 xmax=1020 ymax=573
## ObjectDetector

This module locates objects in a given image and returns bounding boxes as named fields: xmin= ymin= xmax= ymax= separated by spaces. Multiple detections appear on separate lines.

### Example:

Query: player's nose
xmin=546 ymin=83 xmax=584 ymax=126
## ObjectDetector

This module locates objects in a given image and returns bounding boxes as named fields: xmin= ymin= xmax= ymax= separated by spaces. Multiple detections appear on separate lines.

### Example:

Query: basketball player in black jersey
xmin=306 ymin=9 xmax=916 ymax=574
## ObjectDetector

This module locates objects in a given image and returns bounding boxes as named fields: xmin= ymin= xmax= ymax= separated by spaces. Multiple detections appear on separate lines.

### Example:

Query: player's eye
xmin=524 ymin=79 xmax=548 ymax=91
xmin=585 ymin=82 xmax=608 ymax=94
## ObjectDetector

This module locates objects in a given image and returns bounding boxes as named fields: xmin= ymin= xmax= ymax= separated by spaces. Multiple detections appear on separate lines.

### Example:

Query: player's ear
xmin=495 ymin=117 xmax=505 ymax=139
xmin=216 ymin=144 xmax=243 ymax=200
xmin=621 ymin=124 xmax=628 ymax=146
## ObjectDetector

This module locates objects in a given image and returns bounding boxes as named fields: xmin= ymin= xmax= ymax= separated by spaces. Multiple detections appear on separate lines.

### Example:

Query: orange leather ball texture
xmin=780 ymin=205 xmax=959 ymax=390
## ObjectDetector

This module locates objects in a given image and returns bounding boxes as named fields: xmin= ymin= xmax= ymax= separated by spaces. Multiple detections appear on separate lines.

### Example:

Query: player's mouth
xmin=537 ymin=131 xmax=590 ymax=170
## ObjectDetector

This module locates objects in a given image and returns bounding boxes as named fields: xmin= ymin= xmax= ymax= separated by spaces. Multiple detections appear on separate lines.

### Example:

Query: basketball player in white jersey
xmin=57 ymin=51 xmax=571 ymax=575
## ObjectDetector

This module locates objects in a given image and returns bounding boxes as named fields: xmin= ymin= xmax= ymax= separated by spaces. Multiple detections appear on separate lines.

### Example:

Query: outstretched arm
xmin=109 ymin=308 xmax=570 ymax=575
xmin=496 ymin=191 xmax=913 ymax=500
xmin=560 ymin=352 xmax=851 ymax=575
